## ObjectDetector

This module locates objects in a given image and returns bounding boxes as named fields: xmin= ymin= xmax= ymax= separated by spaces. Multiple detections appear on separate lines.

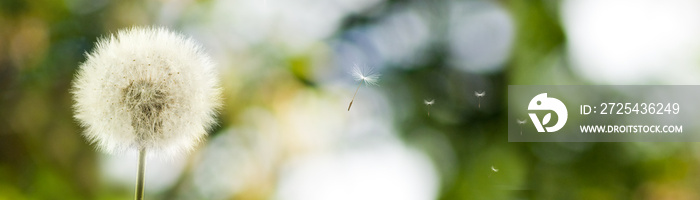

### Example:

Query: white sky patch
xmin=274 ymin=142 xmax=439 ymax=200
xmin=563 ymin=0 xmax=700 ymax=84
xmin=368 ymin=8 xmax=431 ymax=68
xmin=99 ymin=151 xmax=187 ymax=194
xmin=192 ymin=130 xmax=253 ymax=199
xmin=448 ymin=0 xmax=515 ymax=74
xmin=203 ymin=0 xmax=382 ymax=53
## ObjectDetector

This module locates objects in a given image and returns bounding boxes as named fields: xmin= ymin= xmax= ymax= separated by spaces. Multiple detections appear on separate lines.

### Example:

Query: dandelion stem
xmin=135 ymin=148 xmax=146 ymax=200
xmin=348 ymin=82 xmax=363 ymax=111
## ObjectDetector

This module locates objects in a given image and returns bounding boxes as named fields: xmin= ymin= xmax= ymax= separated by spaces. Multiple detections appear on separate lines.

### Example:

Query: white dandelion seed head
xmin=351 ymin=64 xmax=380 ymax=86
xmin=72 ymin=27 xmax=222 ymax=158
xmin=423 ymin=99 xmax=434 ymax=105
xmin=475 ymin=91 xmax=486 ymax=97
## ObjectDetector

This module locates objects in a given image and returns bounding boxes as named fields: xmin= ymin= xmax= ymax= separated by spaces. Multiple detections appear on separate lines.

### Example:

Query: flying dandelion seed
xmin=347 ymin=64 xmax=380 ymax=111
xmin=489 ymin=165 xmax=499 ymax=178
xmin=424 ymin=99 xmax=435 ymax=116
xmin=474 ymin=91 xmax=485 ymax=108
xmin=517 ymin=119 xmax=527 ymax=135
xmin=72 ymin=27 xmax=221 ymax=200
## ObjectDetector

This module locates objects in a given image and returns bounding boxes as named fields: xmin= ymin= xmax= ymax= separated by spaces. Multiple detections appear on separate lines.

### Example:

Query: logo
xmin=528 ymin=93 xmax=568 ymax=132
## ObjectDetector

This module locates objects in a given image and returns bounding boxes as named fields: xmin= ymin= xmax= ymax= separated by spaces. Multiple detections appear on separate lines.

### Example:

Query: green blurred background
xmin=2 ymin=0 xmax=700 ymax=199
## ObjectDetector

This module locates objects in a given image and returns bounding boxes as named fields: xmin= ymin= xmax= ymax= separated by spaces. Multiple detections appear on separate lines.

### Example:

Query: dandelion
xmin=347 ymin=64 xmax=380 ymax=111
xmin=516 ymin=119 xmax=527 ymax=135
xmin=489 ymin=165 xmax=499 ymax=178
xmin=72 ymin=27 xmax=221 ymax=200
xmin=474 ymin=91 xmax=485 ymax=108
xmin=423 ymin=99 xmax=434 ymax=116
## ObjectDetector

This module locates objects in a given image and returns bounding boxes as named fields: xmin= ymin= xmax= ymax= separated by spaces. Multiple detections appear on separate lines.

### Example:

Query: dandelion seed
xmin=424 ymin=99 xmax=434 ymax=116
xmin=474 ymin=91 xmax=486 ymax=108
xmin=347 ymin=64 xmax=380 ymax=111
xmin=489 ymin=165 xmax=499 ymax=178
xmin=517 ymin=119 xmax=527 ymax=135
xmin=72 ymin=27 xmax=221 ymax=200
